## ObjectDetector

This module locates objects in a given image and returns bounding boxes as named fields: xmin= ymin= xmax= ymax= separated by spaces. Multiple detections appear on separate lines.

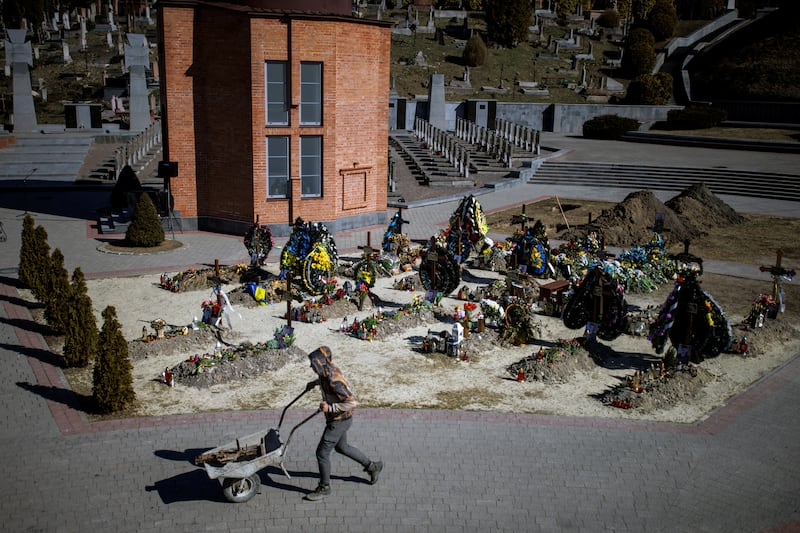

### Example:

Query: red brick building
xmin=157 ymin=0 xmax=392 ymax=235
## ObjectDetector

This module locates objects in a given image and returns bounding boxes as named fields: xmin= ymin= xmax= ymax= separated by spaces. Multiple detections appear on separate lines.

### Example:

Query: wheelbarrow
xmin=194 ymin=389 xmax=319 ymax=503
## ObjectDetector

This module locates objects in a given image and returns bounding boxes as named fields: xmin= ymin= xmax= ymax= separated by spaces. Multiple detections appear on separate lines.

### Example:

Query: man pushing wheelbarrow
xmin=195 ymin=346 xmax=383 ymax=503
xmin=304 ymin=346 xmax=384 ymax=501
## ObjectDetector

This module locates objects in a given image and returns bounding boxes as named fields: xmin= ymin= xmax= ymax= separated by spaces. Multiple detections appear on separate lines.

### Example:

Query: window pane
xmin=266 ymin=62 xmax=288 ymax=125
xmin=300 ymin=62 xmax=322 ymax=125
xmin=300 ymin=136 xmax=321 ymax=197
xmin=267 ymin=136 xmax=289 ymax=198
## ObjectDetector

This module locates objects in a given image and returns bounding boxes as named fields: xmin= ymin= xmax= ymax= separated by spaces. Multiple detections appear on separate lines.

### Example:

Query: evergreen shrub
xmin=665 ymin=106 xmax=728 ymax=129
xmin=63 ymin=268 xmax=99 ymax=368
xmin=93 ymin=306 xmax=136 ymax=413
xmin=125 ymin=193 xmax=165 ymax=247
xmin=583 ymin=115 xmax=641 ymax=140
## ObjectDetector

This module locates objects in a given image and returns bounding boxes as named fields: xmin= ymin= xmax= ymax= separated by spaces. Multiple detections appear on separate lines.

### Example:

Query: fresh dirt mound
xmin=560 ymin=190 xmax=692 ymax=247
xmin=556 ymin=184 xmax=744 ymax=248
xmin=665 ymin=182 xmax=746 ymax=236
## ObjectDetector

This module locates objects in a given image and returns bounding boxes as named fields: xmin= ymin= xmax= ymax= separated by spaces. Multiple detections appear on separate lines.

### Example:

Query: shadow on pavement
xmin=16 ymin=381 xmax=91 ymax=411
xmin=0 ymin=186 xmax=112 ymax=222
xmin=145 ymin=468 xmax=228 ymax=504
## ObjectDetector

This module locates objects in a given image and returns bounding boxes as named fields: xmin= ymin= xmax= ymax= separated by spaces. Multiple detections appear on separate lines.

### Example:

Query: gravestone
xmin=80 ymin=17 xmax=87 ymax=49
xmin=5 ymin=29 xmax=38 ymax=131
xmin=62 ymin=12 xmax=71 ymax=31
xmin=427 ymin=74 xmax=446 ymax=130
xmin=125 ymin=33 xmax=151 ymax=131
xmin=62 ymin=40 xmax=72 ymax=63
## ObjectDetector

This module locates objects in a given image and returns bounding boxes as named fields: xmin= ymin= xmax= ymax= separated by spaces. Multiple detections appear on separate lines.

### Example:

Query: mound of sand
xmin=665 ymin=182 xmax=746 ymax=235
xmin=559 ymin=184 xmax=744 ymax=248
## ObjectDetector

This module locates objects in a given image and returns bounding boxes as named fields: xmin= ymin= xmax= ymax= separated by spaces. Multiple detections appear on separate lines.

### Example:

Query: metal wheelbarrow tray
xmin=195 ymin=390 xmax=319 ymax=503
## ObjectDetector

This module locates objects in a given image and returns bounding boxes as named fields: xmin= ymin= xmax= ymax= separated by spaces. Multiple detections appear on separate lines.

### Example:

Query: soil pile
xmin=558 ymin=184 xmax=744 ymax=247
xmin=665 ymin=182 xmax=746 ymax=236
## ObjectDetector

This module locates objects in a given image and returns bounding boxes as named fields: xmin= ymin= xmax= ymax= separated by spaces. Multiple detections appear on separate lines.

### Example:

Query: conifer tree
xmin=484 ymin=0 xmax=532 ymax=48
xmin=18 ymin=214 xmax=36 ymax=289
xmin=44 ymin=249 xmax=71 ymax=335
xmin=462 ymin=33 xmax=487 ymax=67
xmin=29 ymin=225 xmax=52 ymax=302
xmin=93 ymin=306 xmax=136 ymax=413
xmin=125 ymin=193 xmax=165 ymax=247
xmin=63 ymin=268 xmax=99 ymax=368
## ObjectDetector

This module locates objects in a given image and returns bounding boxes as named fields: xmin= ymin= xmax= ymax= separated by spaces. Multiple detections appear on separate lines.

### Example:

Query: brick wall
xmin=160 ymin=4 xmax=390 ymax=232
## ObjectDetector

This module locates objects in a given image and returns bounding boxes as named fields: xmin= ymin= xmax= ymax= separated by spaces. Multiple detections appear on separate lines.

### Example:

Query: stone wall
xmin=392 ymin=99 xmax=681 ymax=134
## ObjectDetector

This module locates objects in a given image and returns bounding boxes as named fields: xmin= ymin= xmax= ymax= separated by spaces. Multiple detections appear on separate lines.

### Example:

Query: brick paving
xmin=0 ymin=133 xmax=798 ymax=532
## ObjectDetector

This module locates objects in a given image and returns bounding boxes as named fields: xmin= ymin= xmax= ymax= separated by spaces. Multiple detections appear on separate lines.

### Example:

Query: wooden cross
xmin=510 ymin=204 xmax=529 ymax=231
xmin=395 ymin=207 xmax=409 ymax=234
xmin=759 ymin=249 xmax=796 ymax=308
xmin=426 ymin=236 xmax=441 ymax=290
xmin=651 ymin=212 xmax=669 ymax=235
xmin=452 ymin=213 xmax=463 ymax=259
xmin=359 ymin=232 xmax=377 ymax=260
xmin=672 ymin=239 xmax=703 ymax=275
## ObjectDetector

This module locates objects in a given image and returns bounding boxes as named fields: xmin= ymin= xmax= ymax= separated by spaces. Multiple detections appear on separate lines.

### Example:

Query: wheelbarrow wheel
xmin=222 ymin=475 xmax=260 ymax=503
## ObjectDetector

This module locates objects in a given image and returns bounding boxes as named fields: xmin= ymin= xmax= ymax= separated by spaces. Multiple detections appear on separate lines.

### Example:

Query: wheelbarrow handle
xmin=277 ymin=387 xmax=315 ymax=430
xmin=278 ymin=409 xmax=321 ymax=479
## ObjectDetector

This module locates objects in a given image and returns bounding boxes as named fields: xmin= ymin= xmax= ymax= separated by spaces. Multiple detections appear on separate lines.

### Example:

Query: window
xmin=266 ymin=136 xmax=289 ymax=198
xmin=300 ymin=136 xmax=322 ymax=197
xmin=300 ymin=62 xmax=322 ymax=126
xmin=265 ymin=61 xmax=288 ymax=125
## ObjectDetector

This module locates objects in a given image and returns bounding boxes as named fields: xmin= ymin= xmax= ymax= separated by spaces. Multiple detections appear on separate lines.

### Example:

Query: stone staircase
xmin=390 ymin=132 xmax=469 ymax=187
xmin=390 ymin=131 xmax=521 ymax=188
xmin=530 ymin=161 xmax=800 ymax=202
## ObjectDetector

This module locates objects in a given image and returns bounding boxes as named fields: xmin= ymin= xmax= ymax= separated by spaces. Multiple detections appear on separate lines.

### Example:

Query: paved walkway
xmin=0 ymin=133 xmax=798 ymax=532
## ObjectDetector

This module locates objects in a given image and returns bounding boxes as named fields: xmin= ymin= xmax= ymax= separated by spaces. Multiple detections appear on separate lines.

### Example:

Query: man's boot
xmin=366 ymin=461 xmax=383 ymax=485
xmin=306 ymin=484 xmax=331 ymax=501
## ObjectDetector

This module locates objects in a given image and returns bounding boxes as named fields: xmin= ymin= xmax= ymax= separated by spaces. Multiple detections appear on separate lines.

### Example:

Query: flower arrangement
xmin=322 ymin=277 xmax=338 ymax=296
xmin=201 ymin=299 xmax=223 ymax=324
xmin=480 ymin=299 xmax=504 ymax=323
xmin=268 ymin=326 xmax=296 ymax=349
xmin=648 ymin=281 xmax=680 ymax=354
xmin=747 ymin=293 xmax=778 ymax=327
xmin=308 ymin=247 xmax=333 ymax=273
xmin=357 ymin=282 xmax=370 ymax=310
xmin=244 ymin=224 xmax=274 ymax=266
